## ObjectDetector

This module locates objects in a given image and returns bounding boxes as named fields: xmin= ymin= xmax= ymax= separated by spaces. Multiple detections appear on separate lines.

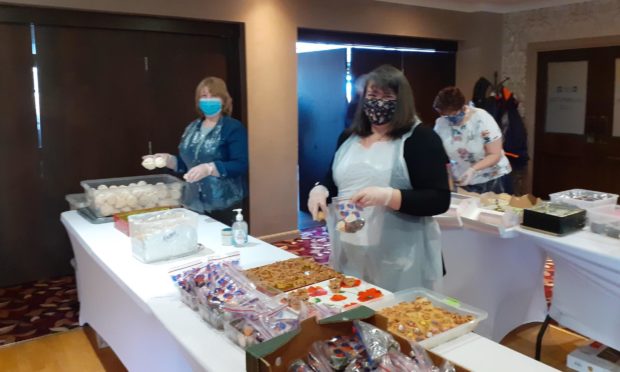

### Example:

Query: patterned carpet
xmin=0 ymin=276 xmax=79 ymax=346
xmin=0 ymin=226 xmax=555 ymax=346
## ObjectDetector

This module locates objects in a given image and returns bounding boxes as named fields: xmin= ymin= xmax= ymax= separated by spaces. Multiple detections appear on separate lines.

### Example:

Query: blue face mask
xmin=444 ymin=110 xmax=465 ymax=125
xmin=199 ymin=98 xmax=222 ymax=117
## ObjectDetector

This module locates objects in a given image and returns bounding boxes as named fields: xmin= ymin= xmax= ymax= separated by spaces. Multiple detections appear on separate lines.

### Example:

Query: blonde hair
xmin=195 ymin=77 xmax=233 ymax=116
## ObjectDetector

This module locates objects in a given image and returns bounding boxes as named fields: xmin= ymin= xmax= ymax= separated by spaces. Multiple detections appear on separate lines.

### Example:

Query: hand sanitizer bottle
xmin=232 ymin=208 xmax=248 ymax=247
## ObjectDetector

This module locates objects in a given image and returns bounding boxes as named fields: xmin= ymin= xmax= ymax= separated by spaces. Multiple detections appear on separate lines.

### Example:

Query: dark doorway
xmin=0 ymin=5 xmax=245 ymax=287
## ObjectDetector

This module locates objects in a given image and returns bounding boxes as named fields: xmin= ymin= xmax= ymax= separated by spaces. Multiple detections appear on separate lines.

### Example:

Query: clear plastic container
xmin=588 ymin=204 xmax=620 ymax=239
xmin=366 ymin=287 xmax=488 ymax=349
xmin=65 ymin=193 xmax=89 ymax=210
xmin=129 ymin=208 xmax=199 ymax=263
xmin=81 ymin=174 xmax=183 ymax=217
xmin=549 ymin=189 xmax=618 ymax=211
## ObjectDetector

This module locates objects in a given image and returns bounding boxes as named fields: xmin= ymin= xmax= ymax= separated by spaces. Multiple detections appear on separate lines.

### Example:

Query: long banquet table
xmin=61 ymin=210 xmax=559 ymax=372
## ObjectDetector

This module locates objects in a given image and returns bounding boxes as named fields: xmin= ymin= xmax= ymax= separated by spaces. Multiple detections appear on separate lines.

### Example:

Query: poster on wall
xmin=614 ymin=59 xmax=620 ymax=137
xmin=545 ymin=61 xmax=588 ymax=135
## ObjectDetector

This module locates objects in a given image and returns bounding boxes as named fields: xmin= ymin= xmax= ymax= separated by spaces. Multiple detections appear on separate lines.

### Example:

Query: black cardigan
xmin=323 ymin=124 xmax=451 ymax=217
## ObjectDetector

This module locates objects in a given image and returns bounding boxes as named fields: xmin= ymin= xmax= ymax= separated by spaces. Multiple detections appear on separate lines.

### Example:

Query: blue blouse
xmin=177 ymin=116 xmax=248 ymax=212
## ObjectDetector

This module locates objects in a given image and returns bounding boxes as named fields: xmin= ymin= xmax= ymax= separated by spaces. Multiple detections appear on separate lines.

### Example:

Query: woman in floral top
xmin=433 ymin=87 xmax=512 ymax=194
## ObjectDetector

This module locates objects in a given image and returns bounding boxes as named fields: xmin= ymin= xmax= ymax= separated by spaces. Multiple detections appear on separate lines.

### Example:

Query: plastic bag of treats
xmin=197 ymin=265 xmax=263 ymax=329
xmin=353 ymin=320 xmax=400 ymax=365
xmin=307 ymin=334 xmax=369 ymax=371
xmin=169 ymin=261 xmax=208 ymax=310
xmin=224 ymin=303 xmax=300 ymax=348
xmin=406 ymin=340 xmax=456 ymax=372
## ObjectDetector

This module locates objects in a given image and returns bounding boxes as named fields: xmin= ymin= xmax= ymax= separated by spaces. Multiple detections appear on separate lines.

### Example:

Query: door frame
xmin=523 ymin=36 xmax=620 ymax=194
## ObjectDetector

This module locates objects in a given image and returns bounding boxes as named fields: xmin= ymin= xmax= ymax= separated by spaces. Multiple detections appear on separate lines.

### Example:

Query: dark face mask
xmin=363 ymin=98 xmax=397 ymax=125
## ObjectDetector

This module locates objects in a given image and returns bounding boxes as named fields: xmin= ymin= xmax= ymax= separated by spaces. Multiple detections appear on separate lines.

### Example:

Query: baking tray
xmin=366 ymin=287 xmax=488 ymax=349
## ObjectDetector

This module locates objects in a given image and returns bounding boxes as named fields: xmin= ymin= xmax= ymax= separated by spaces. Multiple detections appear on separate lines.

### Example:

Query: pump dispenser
xmin=232 ymin=208 xmax=248 ymax=247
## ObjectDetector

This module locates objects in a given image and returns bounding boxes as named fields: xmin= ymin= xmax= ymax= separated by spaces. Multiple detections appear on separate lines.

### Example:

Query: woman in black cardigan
xmin=307 ymin=65 xmax=450 ymax=292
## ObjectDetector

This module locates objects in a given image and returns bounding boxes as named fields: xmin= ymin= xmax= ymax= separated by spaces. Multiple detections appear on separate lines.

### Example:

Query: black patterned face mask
xmin=363 ymin=98 xmax=397 ymax=125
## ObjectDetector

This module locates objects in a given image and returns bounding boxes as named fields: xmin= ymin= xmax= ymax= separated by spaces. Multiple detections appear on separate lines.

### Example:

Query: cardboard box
xmin=246 ymin=306 xmax=469 ymax=372
xmin=567 ymin=343 xmax=620 ymax=372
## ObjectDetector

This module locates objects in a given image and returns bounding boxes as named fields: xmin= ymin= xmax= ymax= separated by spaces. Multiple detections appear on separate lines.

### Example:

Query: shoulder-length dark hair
xmin=349 ymin=65 xmax=417 ymax=139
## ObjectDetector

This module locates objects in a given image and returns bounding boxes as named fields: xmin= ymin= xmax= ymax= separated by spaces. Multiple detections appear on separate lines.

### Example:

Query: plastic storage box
xmin=129 ymin=208 xmax=199 ymax=263
xmin=588 ymin=205 xmax=620 ymax=239
xmin=549 ymin=189 xmax=618 ymax=212
xmin=365 ymin=287 xmax=487 ymax=349
xmin=65 ymin=193 xmax=89 ymax=210
xmin=81 ymin=174 xmax=183 ymax=217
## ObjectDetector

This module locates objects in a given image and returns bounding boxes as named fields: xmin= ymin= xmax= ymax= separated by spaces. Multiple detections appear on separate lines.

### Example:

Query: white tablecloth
xmin=440 ymin=227 xmax=548 ymax=342
xmin=518 ymin=227 xmax=620 ymax=351
xmin=61 ymin=210 xmax=557 ymax=372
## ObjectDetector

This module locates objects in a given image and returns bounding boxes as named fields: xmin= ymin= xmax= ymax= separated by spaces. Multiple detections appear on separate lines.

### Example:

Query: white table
xmin=61 ymin=210 xmax=557 ymax=371
xmin=62 ymin=210 xmax=294 ymax=372
xmin=518 ymin=227 xmax=620 ymax=351
xmin=440 ymin=226 xmax=548 ymax=342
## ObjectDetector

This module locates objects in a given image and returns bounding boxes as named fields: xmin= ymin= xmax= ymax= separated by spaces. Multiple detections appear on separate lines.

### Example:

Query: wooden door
xmin=145 ymin=31 xmax=232 ymax=156
xmin=534 ymin=47 xmax=620 ymax=198
xmin=0 ymin=24 xmax=42 ymax=286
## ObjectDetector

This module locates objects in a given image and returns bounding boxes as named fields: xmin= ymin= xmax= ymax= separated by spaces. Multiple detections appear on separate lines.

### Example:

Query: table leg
xmin=535 ymin=315 xmax=552 ymax=361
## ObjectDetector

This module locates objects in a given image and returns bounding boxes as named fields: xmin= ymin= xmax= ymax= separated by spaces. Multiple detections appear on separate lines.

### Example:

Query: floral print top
xmin=434 ymin=107 xmax=511 ymax=185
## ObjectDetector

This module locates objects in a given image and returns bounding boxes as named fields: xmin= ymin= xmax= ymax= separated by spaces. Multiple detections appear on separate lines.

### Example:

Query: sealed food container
xmin=522 ymin=202 xmax=586 ymax=236
xmin=81 ymin=174 xmax=183 ymax=217
xmin=129 ymin=208 xmax=199 ymax=263
xmin=366 ymin=287 xmax=487 ymax=349
xmin=549 ymin=189 xmax=618 ymax=212
xmin=588 ymin=204 xmax=620 ymax=239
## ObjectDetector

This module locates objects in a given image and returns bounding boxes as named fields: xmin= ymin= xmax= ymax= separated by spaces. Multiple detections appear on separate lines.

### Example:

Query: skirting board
xmin=257 ymin=229 xmax=300 ymax=243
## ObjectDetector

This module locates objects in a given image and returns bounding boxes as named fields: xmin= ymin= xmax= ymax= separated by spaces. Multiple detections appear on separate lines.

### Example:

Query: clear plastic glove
xmin=184 ymin=163 xmax=215 ymax=183
xmin=308 ymin=185 xmax=329 ymax=221
xmin=457 ymin=167 xmax=477 ymax=186
xmin=141 ymin=153 xmax=176 ymax=170
xmin=351 ymin=187 xmax=393 ymax=208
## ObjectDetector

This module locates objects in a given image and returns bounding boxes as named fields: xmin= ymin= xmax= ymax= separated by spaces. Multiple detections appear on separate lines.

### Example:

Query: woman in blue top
xmin=145 ymin=77 xmax=248 ymax=224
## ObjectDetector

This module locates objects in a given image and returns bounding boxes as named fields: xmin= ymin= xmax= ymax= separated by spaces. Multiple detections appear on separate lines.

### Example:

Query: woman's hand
xmin=308 ymin=185 xmax=329 ymax=221
xmin=457 ymin=167 xmax=477 ymax=186
xmin=469 ymin=139 xmax=503 ymax=177
xmin=351 ymin=187 xmax=395 ymax=208
xmin=184 ymin=163 xmax=216 ymax=183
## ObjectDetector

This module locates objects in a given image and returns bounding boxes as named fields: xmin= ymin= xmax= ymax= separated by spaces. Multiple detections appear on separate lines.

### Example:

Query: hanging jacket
xmin=499 ymin=95 xmax=529 ymax=169
xmin=472 ymin=77 xmax=529 ymax=170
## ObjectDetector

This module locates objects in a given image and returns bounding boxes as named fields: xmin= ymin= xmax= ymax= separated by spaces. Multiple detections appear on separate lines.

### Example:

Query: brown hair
xmin=349 ymin=65 xmax=417 ymax=139
xmin=195 ymin=77 xmax=233 ymax=117
xmin=433 ymin=86 xmax=466 ymax=113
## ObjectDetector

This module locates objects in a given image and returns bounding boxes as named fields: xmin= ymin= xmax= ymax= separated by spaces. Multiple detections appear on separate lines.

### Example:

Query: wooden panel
xmin=0 ymin=24 xmax=42 ymax=286
xmin=145 ymin=31 xmax=230 ymax=155
xmin=34 ymin=26 xmax=151 ymax=278
xmin=402 ymin=51 xmax=456 ymax=124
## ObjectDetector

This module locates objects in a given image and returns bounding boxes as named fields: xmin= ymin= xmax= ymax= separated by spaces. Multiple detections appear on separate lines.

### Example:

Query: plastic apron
xmin=327 ymin=125 xmax=443 ymax=292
